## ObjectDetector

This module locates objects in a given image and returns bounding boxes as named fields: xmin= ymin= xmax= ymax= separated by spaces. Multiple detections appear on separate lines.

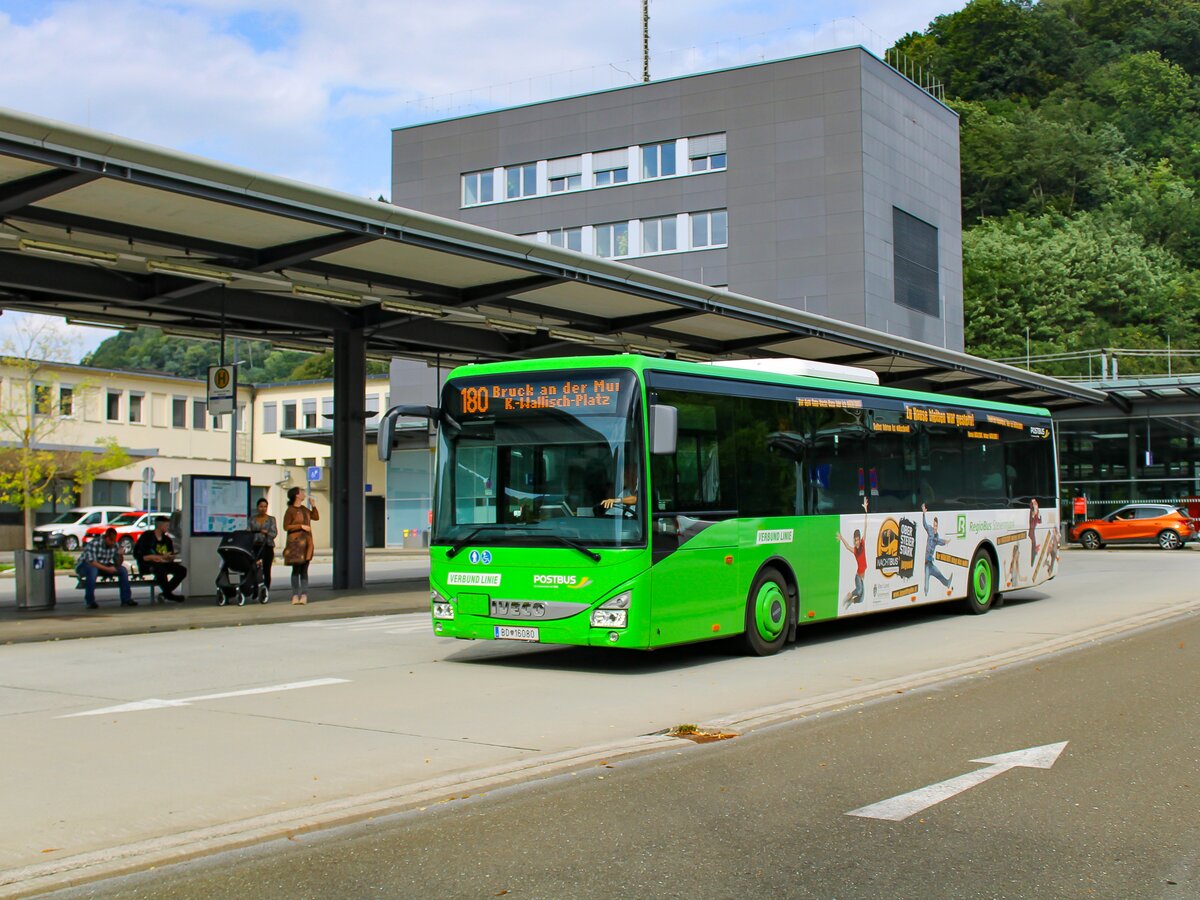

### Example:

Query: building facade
xmin=391 ymin=47 xmax=964 ymax=350
xmin=0 ymin=359 xmax=420 ymax=550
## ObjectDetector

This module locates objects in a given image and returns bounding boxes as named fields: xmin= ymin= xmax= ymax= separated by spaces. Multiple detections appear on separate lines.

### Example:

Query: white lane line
xmin=288 ymin=615 xmax=430 ymax=635
xmin=58 ymin=678 xmax=351 ymax=718
xmin=846 ymin=741 xmax=1068 ymax=821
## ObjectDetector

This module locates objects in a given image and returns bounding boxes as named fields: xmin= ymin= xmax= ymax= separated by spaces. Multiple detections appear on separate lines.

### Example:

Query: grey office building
xmin=391 ymin=46 xmax=964 ymax=351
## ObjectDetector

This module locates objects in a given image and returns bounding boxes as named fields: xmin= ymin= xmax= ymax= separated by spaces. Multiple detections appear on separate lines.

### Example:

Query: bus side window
xmin=804 ymin=408 xmax=867 ymax=515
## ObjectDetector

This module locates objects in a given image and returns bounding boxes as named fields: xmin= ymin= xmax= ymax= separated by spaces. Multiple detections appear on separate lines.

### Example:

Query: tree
xmin=0 ymin=319 xmax=129 ymax=549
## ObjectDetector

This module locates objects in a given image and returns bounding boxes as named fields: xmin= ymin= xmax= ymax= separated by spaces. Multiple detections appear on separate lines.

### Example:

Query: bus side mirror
xmin=649 ymin=404 xmax=677 ymax=455
xmin=377 ymin=405 xmax=441 ymax=461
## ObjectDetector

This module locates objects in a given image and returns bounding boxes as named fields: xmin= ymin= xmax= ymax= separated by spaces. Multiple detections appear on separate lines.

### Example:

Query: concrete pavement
xmin=0 ymin=547 xmax=1197 ymax=895
xmin=0 ymin=553 xmax=432 ymax=645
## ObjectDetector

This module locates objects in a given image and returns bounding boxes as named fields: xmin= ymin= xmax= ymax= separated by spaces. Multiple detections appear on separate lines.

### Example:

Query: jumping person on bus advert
xmin=1028 ymin=498 xmax=1041 ymax=565
xmin=921 ymin=503 xmax=953 ymax=597
xmin=837 ymin=497 xmax=869 ymax=608
xmin=283 ymin=487 xmax=319 ymax=605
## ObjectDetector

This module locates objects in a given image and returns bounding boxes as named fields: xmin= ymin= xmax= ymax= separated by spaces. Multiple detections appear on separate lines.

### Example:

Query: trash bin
xmin=15 ymin=549 xmax=56 ymax=610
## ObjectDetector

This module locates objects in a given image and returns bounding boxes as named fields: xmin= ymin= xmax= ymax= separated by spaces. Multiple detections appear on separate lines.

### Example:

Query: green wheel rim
xmin=755 ymin=581 xmax=786 ymax=640
xmin=972 ymin=557 xmax=993 ymax=606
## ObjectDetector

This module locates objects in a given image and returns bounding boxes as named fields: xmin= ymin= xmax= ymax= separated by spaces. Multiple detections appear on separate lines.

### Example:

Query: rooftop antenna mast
xmin=642 ymin=0 xmax=650 ymax=82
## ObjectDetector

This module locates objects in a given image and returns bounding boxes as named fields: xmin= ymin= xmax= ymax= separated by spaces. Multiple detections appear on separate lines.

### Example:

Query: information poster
xmin=190 ymin=476 xmax=250 ymax=536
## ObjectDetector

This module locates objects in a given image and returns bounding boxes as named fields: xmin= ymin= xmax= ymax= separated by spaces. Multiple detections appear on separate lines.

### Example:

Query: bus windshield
xmin=434 ymin=369 xmax=644 ymax=549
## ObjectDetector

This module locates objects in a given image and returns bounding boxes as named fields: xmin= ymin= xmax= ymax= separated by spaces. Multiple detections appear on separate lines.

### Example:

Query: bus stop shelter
xmin=0 ymin=107 xmax=1108 ymax=588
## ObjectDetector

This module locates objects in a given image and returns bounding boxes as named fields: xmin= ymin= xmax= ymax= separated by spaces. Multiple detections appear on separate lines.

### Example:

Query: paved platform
xmin=0 ymin=551 xmax=432 ymax=645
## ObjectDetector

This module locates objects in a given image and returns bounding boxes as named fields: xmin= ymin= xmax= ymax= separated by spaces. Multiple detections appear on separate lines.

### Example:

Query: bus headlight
xmin=431 ymin=590 xmax=455 ymax=620
xmin=590 ymin=590 xmax=631 ymax=628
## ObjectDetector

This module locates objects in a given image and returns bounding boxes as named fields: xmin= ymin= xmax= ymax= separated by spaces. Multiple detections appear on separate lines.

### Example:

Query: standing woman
xmin=249 ymin=497 xmax=278 ymax=592
xmin=283 ymin=486 xmax=320 ymax=605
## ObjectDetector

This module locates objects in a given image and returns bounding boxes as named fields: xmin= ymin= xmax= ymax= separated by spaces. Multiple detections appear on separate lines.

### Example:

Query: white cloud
xmin=0 ymin=0 xmax=962 ymax=197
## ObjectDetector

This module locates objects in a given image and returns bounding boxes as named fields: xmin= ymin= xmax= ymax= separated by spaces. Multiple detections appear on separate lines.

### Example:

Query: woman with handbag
xmin=282 ymin=486 xmax=320 ymax=605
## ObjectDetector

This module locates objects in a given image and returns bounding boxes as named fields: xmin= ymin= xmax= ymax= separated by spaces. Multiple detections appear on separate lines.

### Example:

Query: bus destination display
xmin=455 ymin=376 xmax=623 ymax=415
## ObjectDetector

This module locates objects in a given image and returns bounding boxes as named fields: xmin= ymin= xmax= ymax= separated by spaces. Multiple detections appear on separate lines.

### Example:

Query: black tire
xmin=742 ymin=566 xmax=790 ymax=656
xmin=216 ymin=590 xmax=227 ymax=607
xmin=260 ymin=586 xmax=270 ymax=604
xmin=1078 ymin=529 xmax=1102 ymax=550
xmin=63 ymin=535 xmax=79 ymax=552
xmin=960 ymin=548 xmax=996 ymax=615
xmin=237 ymin=591 xmax=247 ymax=607
xmin=1158 ymin=529 xmax=1182 ymax=551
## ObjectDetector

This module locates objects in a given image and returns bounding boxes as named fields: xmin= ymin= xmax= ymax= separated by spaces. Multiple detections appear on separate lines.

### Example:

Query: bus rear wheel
xmin=960 ymin=548 xmax=996 ymax=615
xmin=743 ymin=566 xmax=789 ymax=656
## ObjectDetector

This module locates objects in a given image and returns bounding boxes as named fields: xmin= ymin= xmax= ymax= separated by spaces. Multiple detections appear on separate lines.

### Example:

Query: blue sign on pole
xmin=307 ymin=466 xmax=322 ymax=483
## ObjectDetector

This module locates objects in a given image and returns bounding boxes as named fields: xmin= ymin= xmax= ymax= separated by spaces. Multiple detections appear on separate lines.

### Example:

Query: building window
xmin=128 ymin=392 xmax=144 ymax=424
xmin=642 ymin=216 xmax=678 ymax=254
xmin=59 ymin=386 xmax=74 ymax=417
xmin=192 ymin=399 xmax=207 ymax=430
xmin=641 ymin=141 xmax=677 ymax=179
xmin=691 ymin=210 xmax=729 ymax=249
xmin=893 ymin=207 xmax=940 ymax=317
xmin=322 ymin=396 xmax=334 ymax=431
xmin=548 ymin=227 xmax=583 ymax=252
xmin=594 ymin=222 xmax=630 ymax=259
xmin=91 ymin=479 xmax=130 ymax=506
xmin=505 ymin=163 xmax=537 ymax=199
xmin=32 ymin=383 xmax=52 ymax=415
xmin=262 ymin=402 xmax=277 ymax=434
xmin=172 ymin=396 xmax=187 ymax=428
xmin=282 ymin=401 xmax=297 ymax=431
xmin=365 ymin=394 xmax=380 ymax=426
xmin=462 ymin=169 xmax=494 ymax=206
xmin=688 ymin=134 xmax=727 ymax=172
xmin=302 ymin=398 xmax=318 ymax=430
xmin=106 ymin=390 xmax=121 ymax=421
xmin=237 ymin=403 xmax=247 ymax=433
xmin=548 ymin=156 xmax=582 ymax=193
xmin=592 ymin=149 xmax=629 ymax=187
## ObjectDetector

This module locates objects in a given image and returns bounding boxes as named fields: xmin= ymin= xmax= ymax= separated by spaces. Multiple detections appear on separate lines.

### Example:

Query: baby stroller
xmin=215 ymin=530 xmax=270 ymax=606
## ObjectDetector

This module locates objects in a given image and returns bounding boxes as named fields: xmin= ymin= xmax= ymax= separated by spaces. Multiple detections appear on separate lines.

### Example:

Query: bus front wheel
xmin=743 ymin=566 xmax=789 ymax=656
xmin=960 ymin=548 xmax=996 ymax=615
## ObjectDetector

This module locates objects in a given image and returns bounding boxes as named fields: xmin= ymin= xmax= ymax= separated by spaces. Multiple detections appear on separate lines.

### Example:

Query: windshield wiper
xmin=542 ymin=533 xmax=601 ymax=562
xmin=445 ymin=525 xmax=507 ymax=559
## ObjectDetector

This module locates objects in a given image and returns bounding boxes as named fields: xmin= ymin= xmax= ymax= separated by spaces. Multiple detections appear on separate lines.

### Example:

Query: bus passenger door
xmin=648 ymin=400 xmax=739 ymax=644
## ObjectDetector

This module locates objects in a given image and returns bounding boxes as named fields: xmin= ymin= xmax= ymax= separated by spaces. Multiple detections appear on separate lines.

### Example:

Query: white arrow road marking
xmin=58 ymin=678 xmax=351 ymax=718
xmin=847 ymin=741 xmax=1068 ymax=822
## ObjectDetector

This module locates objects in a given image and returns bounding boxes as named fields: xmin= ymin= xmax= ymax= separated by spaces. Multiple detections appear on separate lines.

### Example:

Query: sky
xmin=0 ymin=0 xmax=964 ymax=355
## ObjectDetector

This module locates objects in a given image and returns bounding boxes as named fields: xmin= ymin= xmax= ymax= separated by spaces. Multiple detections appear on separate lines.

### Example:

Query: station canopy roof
xmin=0 ymin=107 xmax=1107 ymax=411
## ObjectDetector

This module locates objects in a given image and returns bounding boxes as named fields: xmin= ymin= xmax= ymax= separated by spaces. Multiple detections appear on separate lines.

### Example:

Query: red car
xmin=1070 ymin=503 xmax=1196 ymax=550
xmin=83 ymin=511 xmax=153 ymax=555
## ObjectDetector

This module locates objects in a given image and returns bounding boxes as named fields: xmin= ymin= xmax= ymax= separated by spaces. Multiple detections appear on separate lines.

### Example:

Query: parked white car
xmin=32 ymin=506 xmax=135 ymax=551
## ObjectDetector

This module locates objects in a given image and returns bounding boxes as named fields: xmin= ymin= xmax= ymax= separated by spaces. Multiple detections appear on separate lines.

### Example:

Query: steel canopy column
xmin=332 ymin=328 xmax=366 ymax=590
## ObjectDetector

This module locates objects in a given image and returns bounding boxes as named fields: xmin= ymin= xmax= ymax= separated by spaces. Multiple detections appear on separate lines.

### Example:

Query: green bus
xmin=379 ymin=355 xmax=1059 ymax=656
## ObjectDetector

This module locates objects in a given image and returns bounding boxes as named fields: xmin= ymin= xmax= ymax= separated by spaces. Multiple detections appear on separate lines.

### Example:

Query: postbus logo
xmin=532 ymin=574 xmax=592 ymax=589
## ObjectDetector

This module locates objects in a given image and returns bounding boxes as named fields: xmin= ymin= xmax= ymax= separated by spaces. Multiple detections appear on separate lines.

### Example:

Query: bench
xmin=74 ymin=562 xmax=159 ymax=603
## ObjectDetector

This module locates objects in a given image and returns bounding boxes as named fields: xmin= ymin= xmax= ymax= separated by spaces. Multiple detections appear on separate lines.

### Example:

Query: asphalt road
xmin=66 ymin=610 xmax=1200 ymax=899
xmin=2 ymin=548 xmax=1197 ymax=895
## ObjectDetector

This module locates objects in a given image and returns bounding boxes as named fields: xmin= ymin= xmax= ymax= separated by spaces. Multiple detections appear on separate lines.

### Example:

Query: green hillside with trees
xmin=895 ymin=0 xmax=1200 ymax=373
xmin=82 ymin=328 xmax=387 ymax=383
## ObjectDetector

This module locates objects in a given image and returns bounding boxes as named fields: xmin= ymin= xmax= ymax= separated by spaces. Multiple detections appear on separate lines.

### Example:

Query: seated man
xmin=76 ymin=527 xmax=135 ymax=609
xmin=134 ymin=516 xmax=187 ymax=602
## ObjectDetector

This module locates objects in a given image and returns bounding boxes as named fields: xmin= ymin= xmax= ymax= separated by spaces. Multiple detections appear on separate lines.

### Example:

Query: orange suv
xmin=1070 ymin=504 xmax=1196 ymax=550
